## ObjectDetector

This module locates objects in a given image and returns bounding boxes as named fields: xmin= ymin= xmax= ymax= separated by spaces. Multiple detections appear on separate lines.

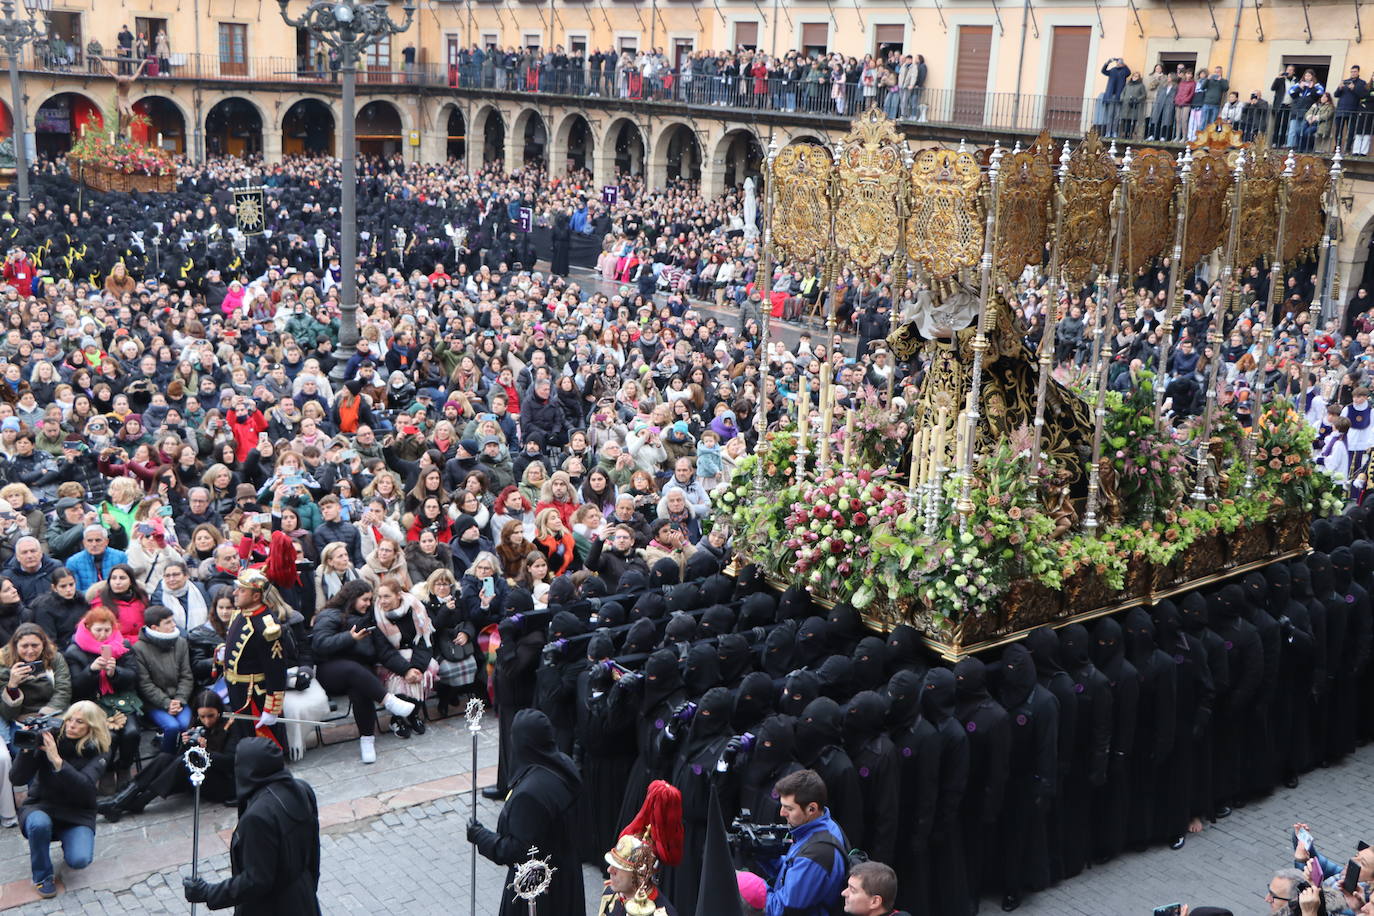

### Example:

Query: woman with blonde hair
xmin=12 ymin=699 xmax=110 ymax=897
xmin=533 ymin=507 xmax=578 ymax=577
xmin=416 ymin=567 xmax=476 ymax=714
xmin=362 ymin=470 xmax=405 ymax=521
xmin=0 ymin=623 xmax=72 ymax=744
xmin=0 ymin=482 xmax=44 ymax=541
xmin=360 ymin=536 xmax=411 ymax=592
xmin=372 ymin=577 xmax=438 ymax=710
xmin=518 ymin=460 xmax=548 ymax=506
xmin=98 ymin=477 xmax=143 ymax=543
xmin=314 ymin=541 xmax=360 ymax=609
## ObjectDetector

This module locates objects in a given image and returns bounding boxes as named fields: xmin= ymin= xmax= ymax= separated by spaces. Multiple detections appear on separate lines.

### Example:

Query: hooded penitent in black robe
xmin=886 ymin=670 xmax=939 ymax=915
xmin=684 ymin=642 xmax=723 ymax=700
xmin=1328 ymin=546 xmax=1371 ymax=761
xmin=1263 ymin=563 xmax=1316 ymax=784
xmin=737 ymin=714 xmax=800 ymax=826
xmin=1025 ymin=626 xmax=1077 ymax=882
xmin=851 ymin=637 xmax=890 ymax=692
xmin=573 ymin=634 xmax=638 ymax=864
xmin=794 ymin=695 xmax=865 ymax=850
xmin=885 ymin=624 xmax=927 ymax=679
xmin=796 ymin=617 xmax=830 ymax=670
xmin=1239 ymin=571 xmax=1281 ymax=797
xmin=1121 ymin=607 xmax=1176 ymax=850
xmin=825 ymin=603 xmax=863 ymax=657
xmin=535 ymin=611 xmax=588 ymax=754
xmin=614 ymin=648 xmax=687 ymax=829
xmin=1055 ymin=623 xmax=1112 ymax=878
xmin=191 ymin=738 xmax=322 ymax=916
xmin=1308 ymin=551 xmax=1345 ymax=767
xmin=495 ymin=605 xmax=545 ymax=793
xmin=953 ymin=657 xmax=1010 ymax=911
xmin=992 ymin=644 xmax=1058 ymax=908
xmin=1209 ymin=585 xmax=1261 ymax=811
xmin=469 ymin=710 xmax=585 ymax=916
xmin=922 ymin=668 xmax=971 ymax=916
xmin=732 ymin=670 xmax=776 ymax=735
xmin=1289 ymin=559 xmax=1328 ymax=774
xmin=842 ymin=689 xmax=899 ymax=866
xmin=1089 ymin=618 xmax=1139 ymax=864
xmin=780 ymin=669 xmax=820 ymax=717
xmin=1349 ymin=539 xmax=1374 ymax=744
xmin=662 ymin=686 xmax=735 ymax=916
xmin=1151 ymin=598 xmax=1214 ymax=847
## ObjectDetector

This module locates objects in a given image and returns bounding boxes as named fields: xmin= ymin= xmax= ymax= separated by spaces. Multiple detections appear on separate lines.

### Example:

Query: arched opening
xmin=444 ymin=106 xmax=466 ymax=162
xmin=519 ymin=111 xmax=547 ymax=166
xmin=611 ymin=120 xmax=645 ymax=177
xmin=661 ymin=123 xmax=701 ymax=184
xmin=717 ymin=129 xmax=764 ymax=191
xmin=205 ymin=98 xmax=262 ymax=158
xmin=788 ymin=134 xmax=829 ymax=148
xmin=131 ymin=97 xmax=185 ymax=155
xmin=283 ymin=99 xmax=335 ymax=157
xmin=356 ymin=100 xmax=403 ymax=157
xmin=34 ymin=92 xmax=101 ymax=158
xmin=565 ymin=115 xmax=592 ymax=173
xmin=0 ymin=99 xmax=12 ymax=142
xmin=482 ymin=109 xmax=505 ymax=165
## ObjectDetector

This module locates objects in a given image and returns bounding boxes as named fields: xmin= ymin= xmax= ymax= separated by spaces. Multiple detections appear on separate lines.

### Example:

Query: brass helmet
xmin=235 ymin=568 xmax=270 ymax=592
xmin=605 ymin=830 xmax=659 ymax=915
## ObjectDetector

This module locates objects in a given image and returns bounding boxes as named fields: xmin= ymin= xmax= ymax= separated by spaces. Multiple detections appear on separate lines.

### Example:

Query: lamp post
xmin=0 ymin=0 xmax=47 ymax=217
xmin=278 ymin=0 xmax=414 ymax=379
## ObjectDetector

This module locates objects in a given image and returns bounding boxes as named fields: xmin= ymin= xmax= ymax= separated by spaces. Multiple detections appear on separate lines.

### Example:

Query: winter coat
xmin=132 ymin=630 xmax=193 ymax=711
xmin=0 ymin=652 xmax=72 ymax=723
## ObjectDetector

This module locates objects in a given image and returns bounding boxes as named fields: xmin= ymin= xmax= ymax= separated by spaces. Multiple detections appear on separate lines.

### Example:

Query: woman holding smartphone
xmin=310 ymin=580 xmax=421 ymax=764
xmin=459 ymin=551 xmax=509 ymax=630
xmin=0 ymin=624 xmax=72 ymax=745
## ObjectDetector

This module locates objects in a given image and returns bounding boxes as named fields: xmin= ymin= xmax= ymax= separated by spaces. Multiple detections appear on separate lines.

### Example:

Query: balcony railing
xmin=22 ymin=49 xmax=1358 ymax=155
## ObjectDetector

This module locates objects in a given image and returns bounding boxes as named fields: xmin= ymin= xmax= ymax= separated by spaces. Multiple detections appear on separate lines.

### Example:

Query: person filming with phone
xmin=0 ymin=624 xmax=72 ymax=745
xmin=1292 ymin=822 xmax=1374 ymax=912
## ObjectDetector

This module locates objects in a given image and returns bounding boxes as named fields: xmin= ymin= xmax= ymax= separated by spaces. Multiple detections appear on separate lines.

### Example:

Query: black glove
xmin=183 ymin=877 xmax=210 ymax=903
xmin=466 ymin=818 xmax=484 ymax=842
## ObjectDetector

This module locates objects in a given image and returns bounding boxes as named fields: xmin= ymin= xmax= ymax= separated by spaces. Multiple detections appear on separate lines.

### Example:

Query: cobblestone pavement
xmin=2 ymin=700 xmax=1370 ymax=914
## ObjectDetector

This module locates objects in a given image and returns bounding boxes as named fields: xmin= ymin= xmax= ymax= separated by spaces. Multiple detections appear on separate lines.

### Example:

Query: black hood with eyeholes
xmin=953 ymin=657 xmax=991 ymax=722
xmin=681 ymin=686 xmax=734 ymax=761
xmin=1091 ymin=618 xmax=1126 ymax=684
xmin=1151 ymin=598 xmax=1187 ymax=654
xmin=622 ymin=617 xmax=657 ymax=655
xmin=738 ymin=592 xmax=777 ymax=630
xmin=732 ymin=670 xmax=776 ymax=732
xmin=744 ymin=714 xmax=796 ymax=782
xmin=776 ymin=585 xmax=813 ymax=622
xmin=684 ymin=549 xmax=720 ymax=582
xmin=631 ymin=590 xmax=667 ymax=622
xmin=700 ymin=572 xmax=736 ymax=607
xmin=851 ymin=636 xmax=890 ymax=692
xmin=826 ymin=602 xmax=862 ymax=653
xmin=1311 ymin=518 xmax=1338 ymax=553
xmin=593 ymin=600 xmax=626 ymax=629
xmin=1330 ymin=545 xmax=1355 ymax=594
xmin=684 ymin=642 xmax=723 ymax=697
xmin=996 ymin=643 xmax=1037 ymax=710
xmin=550 ymin=610 xmax=587 ymax=641
xmin=843 ymin=689 xmax=889 ymax=753
xmin=920 ymin=668 xmax=957 ymax=723
xmin=817 ymin=655 xmax=855 ymax=703
xmin=797 ymin=616 xmax=830 ymax=668
xmin=781 ymin=669 xmax=820 ymax=717
xmin=1289 ymin=558 xmax=1314 ymax=599
xmin=641 ymin=648 xmax=685 ymax=713
xmin=1025 ymin=626 xmax=1067 ymax=678
xmin=1178 ymin=592 xmax=1210 ymax=634
xmin=1354 ymin=540 xmax=1374 ymax=589
xmin=716 ymin=633 xmax=752 ymax=686
xmin=662 ymin=612 xmax=698 ymax=647
xmin=586 ymin=631 xmax=615 ymax=663
xmin=885 ymin=624 xmax=924 ymax=676
xmin=1241 ymin=572 xmax=1270 ymax=619
xmin=760 ymin=621 xmax=799 ymax=679
xmin=1265 ymin=562 xmax=1293 ymax=608
xmin=1122 ymin=607 xmax=1157 ymax=671
xmin=1058 ymin=623 xmax=1095 ymax=674
xmin=736 ymin=563 xmax=765 ymax=595
xmin=665 ymin=582 xmax=702 ymax=615
xmin=699 ymin=603 xmax=736 ymax=638
xmin=1309 ymin=552 xmax=1337 ymax=598
xmin=649 ymin=557 xmax=681 ymax=588
xmin=233 ymin=737 xmax=303 ymax=818
xmin=794 ymin=696 xmax=844 ymax=765
xmin=885 ymin=669 xmax=922 ymax=732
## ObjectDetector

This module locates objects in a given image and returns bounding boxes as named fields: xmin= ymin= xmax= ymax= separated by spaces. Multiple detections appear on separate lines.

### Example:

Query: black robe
xmin=1090 ymin=619 xmax=1139 ymax=864
xmin=1121 ymin=607 xmax=1177 ymax=850
xmin=737 ymin=715 xmax=801 ymax=826
xmin=992 ymin=644 xmax=1057 ymax=902
xmin=1329 ymin=546 xmax=1371 ymax=760
xmin=1209 ymin=585 xmax=1262 ymax=808
xmin=921 ymin=669 xmax=971 ymax=916
xmin=842 ymin=689 xmax=900 ymax=865
xmin=469 ymin=710 xmax=585 ymax=916
xmin=1309 ymin=553 xmax=1347 ymax=767
xmin=573 ymin=654 xmax=638 ymax=864
xmin=1151 ymin=599 xmax=1215 ymax=842
xmin=1264 ymin=563 xmax=1316 ymax=782
xmin=953 ymin=658 xmax=1011 ymax=911
xmin=1056 ymin=623 xmax=1113 ymax=878
xmin=1289 ymin=559 xmax=1328 ymax=774
xmin=1178 ymin=592 xmax=1229 ymax=823
xmin=663 ymin=687 xmax=734 ymax=916
xmin=614 ymin=649 xmax=686 ymax=830
xmin=196 ymin=739 xmax=321 ymax=916
xmin=794 ymin=695 xmax=865 ymax=850
xmin=1350 ymin=539 xmax=1374 ymax=744
xmin=886 ymin=671 xmax=940 ymax=915
xmin=1025 ymin=626 xmax=1078 ymax=882
xmin=1240 ymin=572 xmax=1282 ymax=797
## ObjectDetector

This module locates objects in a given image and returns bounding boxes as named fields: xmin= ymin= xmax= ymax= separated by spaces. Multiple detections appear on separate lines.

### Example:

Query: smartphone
xmin=255 ymin=513 xmax=273 ymax=526
xmin=1344 ymin=860 xmax=1361 ymax=894
xmin=100 ymin=645 xmax=112 ymax=659
xmin=482 ymin=577 xmax=496 ymax=598
xmin=1153 ymin=906 xmax=1182 ymax=916
xmin=1294 ymin=827 xmax=1315 ymax=853
xmin=26 ymin=658 xmax=45 ymax=673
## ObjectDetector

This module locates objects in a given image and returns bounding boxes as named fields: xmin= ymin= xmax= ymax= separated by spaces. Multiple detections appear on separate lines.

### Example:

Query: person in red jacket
xmin=3 ymin=248 xmax=34 ymax=297
xmin=224 ymin=395 xmax=268 ymax=463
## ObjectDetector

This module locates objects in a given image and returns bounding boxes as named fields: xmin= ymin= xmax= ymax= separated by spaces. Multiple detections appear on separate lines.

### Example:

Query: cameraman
xmin=11 ymin=700 xmax=110 ymax=899
xmin=765 ymin=769 xmax=848 ymax=916
xmin=99 ymin=690 xmax=239 ymax=821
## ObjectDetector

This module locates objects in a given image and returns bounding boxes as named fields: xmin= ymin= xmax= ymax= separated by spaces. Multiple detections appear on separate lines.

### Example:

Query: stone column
xmin=262 ymin=124 xmax=284 ymax=165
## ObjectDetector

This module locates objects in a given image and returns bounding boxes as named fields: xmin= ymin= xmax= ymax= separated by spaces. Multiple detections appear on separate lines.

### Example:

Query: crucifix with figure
xmin=97 ymin=56 xmax=147 ymax=136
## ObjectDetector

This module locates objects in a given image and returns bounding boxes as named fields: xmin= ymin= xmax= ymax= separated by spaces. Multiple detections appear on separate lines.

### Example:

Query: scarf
xmin=320 ymin=567 xmax=357 ymax=600
xmin=162 ymin=582 xmax=209 ymax=631
xmin=72 ymin=622 xmax=129 ymax=695
xmin=372 ymin=592 xmax=434 ymax=649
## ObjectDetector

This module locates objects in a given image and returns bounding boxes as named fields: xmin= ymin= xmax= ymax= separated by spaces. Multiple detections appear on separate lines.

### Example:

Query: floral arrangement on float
xmin=67 ymin=103 xmax=176 ymax=193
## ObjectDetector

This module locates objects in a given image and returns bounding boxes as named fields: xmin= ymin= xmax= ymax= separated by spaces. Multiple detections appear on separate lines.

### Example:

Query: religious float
xmin=67 ymin=78 xmax=176 ymax=193
xmin=718 ymin=108 xmax=1347 ymax=659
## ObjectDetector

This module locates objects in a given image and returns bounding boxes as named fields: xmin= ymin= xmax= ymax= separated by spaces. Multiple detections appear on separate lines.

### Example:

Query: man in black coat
xmin=183 ymin=738 xmax=321 ymax=915
xmin=468 ymin=709 xmax=585 ymax=916
xmin=992 ymin=643 xmax=1058 ymax=912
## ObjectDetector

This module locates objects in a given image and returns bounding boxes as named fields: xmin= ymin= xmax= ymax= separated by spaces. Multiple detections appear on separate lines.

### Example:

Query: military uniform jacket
xmin=596 ymin=887 xmax=677 ymax=916
xmin=225 ymin=605 xmax=286 ymax=716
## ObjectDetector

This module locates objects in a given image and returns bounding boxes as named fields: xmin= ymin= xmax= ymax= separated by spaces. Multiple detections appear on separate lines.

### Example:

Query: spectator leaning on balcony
xmin=1272 ymin=63 xmax=1300 ymax=142
xmin=1287 ymin=69 xmax=1324 ymax=148
xmin=1334 ymin=65 xmax=1367 ymax=151
xmin=1241 ymin=89 xmax=1270 ymax=141
xmin=1120 ymin=71 xmax=1147 ymax=138
xmin=1200 ymin=65 xmax=1230 ymax=126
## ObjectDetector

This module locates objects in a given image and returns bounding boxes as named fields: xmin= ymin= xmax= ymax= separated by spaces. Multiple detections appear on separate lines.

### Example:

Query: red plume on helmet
xmin=619 ymin=779 xmax=684 ymax=867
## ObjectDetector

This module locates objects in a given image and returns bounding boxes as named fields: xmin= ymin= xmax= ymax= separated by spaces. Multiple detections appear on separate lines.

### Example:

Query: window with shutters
xmin=1282 ymin=54 xmax=1331 ymax=86
xmin=733 ymin=21 xmax=759 ymax=51
xmin=801 ymin=23 xmax=828 ymax=58
xmin=953 ymin=25 xmax=992 ymax=125
xmin=218 ymin=23 xmax=246 ymax=77
xmin=364 ymin=38 xmax=391 ymax=83
xmin=1045 ymin=25 xmax=1091 ymax=131
xmin=874 ymin=24 xmax=904 ymax=57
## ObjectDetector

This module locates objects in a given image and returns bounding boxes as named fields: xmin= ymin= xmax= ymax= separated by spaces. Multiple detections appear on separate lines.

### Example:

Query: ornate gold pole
xmin=752 ymin=138 xmax=780 ymax=498
xmin=1082 ymin=148 xmax=1132 ymax=535
xmin=1153 ymin=150 xmax=1194 ymax=425
xmin=955 ymin=144 xmax=1004 ymax=532
xmin=1191 ymin=150 xmax=1247 ymax=507
xmin=1307 ymin=151 xmax=1344 ymax=380
xmin=1028 ymin=141 xmax=1072 ymax=490
xmin=1243 ymin=150 xmax=1296 ymax=492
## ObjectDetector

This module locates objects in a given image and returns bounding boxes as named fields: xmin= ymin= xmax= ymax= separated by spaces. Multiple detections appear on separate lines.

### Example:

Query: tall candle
xmin=796 ymin=378 xmax=809 ymax=455
xmin=933 ymin=407 xmax=949 ymax=470
xmin=842 ymin=409 xmax=856 ymax=466
xmin=955 ymin=410 xmax=968 ymax=468
xmin=908 ymin=426 xmax=924 ymax=491
xmin=819 ymin=381 xmax=834 ymax=467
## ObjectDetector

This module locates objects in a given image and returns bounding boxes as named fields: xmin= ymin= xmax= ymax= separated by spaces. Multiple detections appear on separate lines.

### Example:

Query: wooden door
xmin=1045 ymin=26 xmax=1092 ymax=132
xmin=953 ymin=25 xmax=992 ymax=125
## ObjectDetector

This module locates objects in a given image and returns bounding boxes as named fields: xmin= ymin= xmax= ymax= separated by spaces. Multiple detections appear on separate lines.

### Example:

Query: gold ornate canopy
xmin=1124 ymin=149 xmax=1178 ymax=277
xmin=1058 ymin=132 xmax=1120 ymax=288
xmin=1283 ymin=154 xmax=1331 ymax=265
xmin=770 ymin=141 xmax=836 ymax=264
xmin=833 ymin=107 xmax=904 ymax=271
xmin=906 ymin=147 xmax=984 ymax=279
xmin=1183 ymin=149 xmax=1234 ymax=269
xmin=994 ymin=148 xmax=1054 ymax=281
xmin=1234 ymin=140 xmax=1282 ymax=269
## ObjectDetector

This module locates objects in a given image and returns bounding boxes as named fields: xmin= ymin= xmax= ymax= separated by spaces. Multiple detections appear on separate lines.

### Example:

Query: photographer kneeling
xmin=764 ymin=769 xmax=849 ymax=916
xmin=100 ymin=690 xmax=238 ymax=822
xmin=11 ymin=700 xmax=110 ymax=898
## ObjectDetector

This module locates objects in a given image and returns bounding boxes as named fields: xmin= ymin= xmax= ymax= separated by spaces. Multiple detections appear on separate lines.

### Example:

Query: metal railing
xmin=20 ymin=49 xmax=1362 ymax=155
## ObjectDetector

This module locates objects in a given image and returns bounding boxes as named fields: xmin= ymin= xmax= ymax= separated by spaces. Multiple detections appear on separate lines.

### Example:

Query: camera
xmin=13 ymin=713 xmax=63 ymax=751
xmin=181 ymin=725 xmax=207 ymax=748
xmin=727 ymin=815 xmax=792 ymax=864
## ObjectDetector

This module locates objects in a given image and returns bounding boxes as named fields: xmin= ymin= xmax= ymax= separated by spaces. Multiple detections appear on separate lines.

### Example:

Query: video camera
xmin=727 ymin=814 xmax=791 ymax=864
xmin=13 ymin=713 xmax=63 ymax=751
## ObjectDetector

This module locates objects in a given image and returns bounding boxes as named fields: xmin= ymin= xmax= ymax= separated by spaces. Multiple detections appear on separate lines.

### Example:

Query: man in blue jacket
xmin=766 ymin=769 xmax=849 ymax=916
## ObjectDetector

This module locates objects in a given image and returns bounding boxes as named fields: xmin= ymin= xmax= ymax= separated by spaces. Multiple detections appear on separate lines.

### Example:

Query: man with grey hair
xmin=175 ymin=486 xmax=224 ymax=544
xmin=1267 ymin=868 xmax=1307 ymax=912
xmin=2 ymin=536 xmax=61 ymax=603
xmin=65 ymin=524 xmax=128 ymax=592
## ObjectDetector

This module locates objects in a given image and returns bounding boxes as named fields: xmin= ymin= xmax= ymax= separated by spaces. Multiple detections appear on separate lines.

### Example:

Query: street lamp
xmin=279 ymin=0 xmax=414 ymax=378
xmin=0 ymin=0 xmax=48 ymax=216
